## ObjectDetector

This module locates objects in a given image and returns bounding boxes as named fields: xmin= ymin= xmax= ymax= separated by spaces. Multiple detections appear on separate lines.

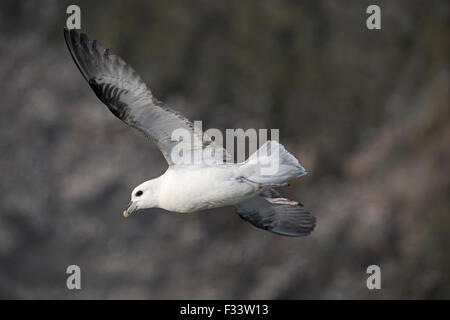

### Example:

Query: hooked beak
xmin=123 ymin=201 xmax=138 ymax=218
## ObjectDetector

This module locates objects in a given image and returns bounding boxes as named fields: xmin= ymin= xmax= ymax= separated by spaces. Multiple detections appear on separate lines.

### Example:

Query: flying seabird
xmin=64 ymin=28 xmax=316 ymax=237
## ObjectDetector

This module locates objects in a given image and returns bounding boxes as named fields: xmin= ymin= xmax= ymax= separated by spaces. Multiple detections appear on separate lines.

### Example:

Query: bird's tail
xmin=239 ymin=140 xmax=306 ymax=185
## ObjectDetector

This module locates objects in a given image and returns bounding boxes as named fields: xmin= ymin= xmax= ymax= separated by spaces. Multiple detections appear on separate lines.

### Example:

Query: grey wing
xmin=233 ymin=189 xmax=316 ymax=237
xmin=64 ymin=28 xmax=228 ymax=165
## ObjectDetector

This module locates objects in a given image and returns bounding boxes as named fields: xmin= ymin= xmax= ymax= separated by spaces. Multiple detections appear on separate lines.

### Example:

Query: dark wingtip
xmin=63 ymin=27 xmax=70 ymax=45
xmin=63 ymin=28 xmax=92 ymax=82
xmin=279 ymin=209 xmax=316 ymax=237
xmin=63 ymin=27 xmax=79 ymax=43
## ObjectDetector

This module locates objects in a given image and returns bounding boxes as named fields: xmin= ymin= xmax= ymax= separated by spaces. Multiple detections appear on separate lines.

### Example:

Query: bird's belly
xmin=158 ymin=166 xmax=258 ymax=213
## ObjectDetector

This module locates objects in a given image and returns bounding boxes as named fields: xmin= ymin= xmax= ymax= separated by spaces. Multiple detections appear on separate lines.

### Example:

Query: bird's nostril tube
xmin=123 ymin=201 xmax=137 ymax=218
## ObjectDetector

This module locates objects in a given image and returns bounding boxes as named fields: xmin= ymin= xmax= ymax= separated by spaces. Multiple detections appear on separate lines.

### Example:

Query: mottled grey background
xmin=0 ymin=0 xmax=448 ymax=299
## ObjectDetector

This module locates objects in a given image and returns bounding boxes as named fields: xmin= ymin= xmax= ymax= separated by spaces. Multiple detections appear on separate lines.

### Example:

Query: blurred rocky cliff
xmin=0 ymin=0 xmax=448 ymax=298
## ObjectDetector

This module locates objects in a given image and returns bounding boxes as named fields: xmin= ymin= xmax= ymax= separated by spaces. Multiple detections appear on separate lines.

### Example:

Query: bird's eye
xmin=135 ymin=190 xmax=143 ymax=197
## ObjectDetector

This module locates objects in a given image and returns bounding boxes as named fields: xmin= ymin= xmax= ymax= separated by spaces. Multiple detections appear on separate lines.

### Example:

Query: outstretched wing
xmin=64 ymin=28 xmax=228 ymax=165
xmin=233 ymin=189 xmax=316 ymax=237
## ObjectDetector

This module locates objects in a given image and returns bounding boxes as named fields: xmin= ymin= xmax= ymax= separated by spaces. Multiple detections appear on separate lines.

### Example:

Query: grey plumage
xmin=234 ymin=193 xmax=316 ymax=237
xmin=64 ymin=28 xmax=228 ymax=165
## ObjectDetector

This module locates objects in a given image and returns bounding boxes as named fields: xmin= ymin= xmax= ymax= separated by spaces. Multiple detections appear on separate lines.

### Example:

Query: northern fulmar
xmin=64 ymin=28 xmax=316 ymax=237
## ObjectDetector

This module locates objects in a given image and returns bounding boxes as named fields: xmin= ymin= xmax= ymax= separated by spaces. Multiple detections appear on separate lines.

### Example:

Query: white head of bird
xmin=123 ymin=179 xmax=160 ymax=217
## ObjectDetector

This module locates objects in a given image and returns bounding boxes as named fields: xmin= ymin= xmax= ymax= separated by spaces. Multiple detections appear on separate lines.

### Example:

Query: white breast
xmin=156 ymin=165 xmax=258 ymax=213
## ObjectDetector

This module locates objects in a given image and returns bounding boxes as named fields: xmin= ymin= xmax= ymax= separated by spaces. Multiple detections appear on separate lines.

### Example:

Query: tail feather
xmin=240 ymin=140 xmax=306 ymax=185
